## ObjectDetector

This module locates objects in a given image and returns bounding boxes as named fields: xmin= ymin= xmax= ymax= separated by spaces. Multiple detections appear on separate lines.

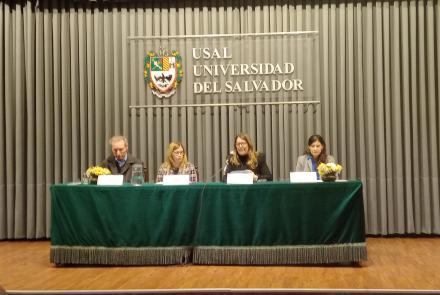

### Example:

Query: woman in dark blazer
xmin=296 ymin=134 xmax=335 ymax=177
xmin=223 ymin=133 xmax=272 ymax=182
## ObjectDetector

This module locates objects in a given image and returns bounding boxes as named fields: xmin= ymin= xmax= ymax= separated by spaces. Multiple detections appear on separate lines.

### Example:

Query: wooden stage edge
xmin=4 ymin=288 xmax=440 ymax=295
xmin=1 ymin=237 xmax=440 ymax=294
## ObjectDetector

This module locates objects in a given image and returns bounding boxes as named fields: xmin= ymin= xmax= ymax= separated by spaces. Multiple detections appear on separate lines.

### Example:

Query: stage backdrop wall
xmin=0 ymin=0 xmax=439 ymax=239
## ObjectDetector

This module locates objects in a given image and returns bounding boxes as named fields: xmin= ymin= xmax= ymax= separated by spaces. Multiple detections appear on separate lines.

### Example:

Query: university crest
xmin=144 ymin=49 xmax=183 ymax=98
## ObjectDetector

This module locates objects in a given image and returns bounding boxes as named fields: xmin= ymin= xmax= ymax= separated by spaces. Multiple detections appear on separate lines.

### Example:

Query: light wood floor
xmin=1 ymin=237 xmax=440 ymax=292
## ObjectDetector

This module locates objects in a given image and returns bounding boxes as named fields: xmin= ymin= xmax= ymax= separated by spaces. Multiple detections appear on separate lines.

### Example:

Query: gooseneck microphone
xmin=222 ymin=151 xmax=234 ymax=176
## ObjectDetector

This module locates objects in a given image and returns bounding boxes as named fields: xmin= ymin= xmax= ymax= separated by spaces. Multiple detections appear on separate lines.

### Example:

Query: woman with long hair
xmin=156 ymin=142 xmax=198 ymax=183
xmin=295 ymin=134 xmax=335 ymax=178
xmin=223 ymin=133 xmax=272 ymax=182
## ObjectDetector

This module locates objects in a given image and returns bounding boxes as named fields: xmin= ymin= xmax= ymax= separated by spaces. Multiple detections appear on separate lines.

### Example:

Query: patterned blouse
xmin=156 ymin=162 xmax=198 ymax=183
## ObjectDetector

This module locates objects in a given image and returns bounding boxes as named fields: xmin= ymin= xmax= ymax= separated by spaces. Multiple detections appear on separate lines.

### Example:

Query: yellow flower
xmin=317 ymin=162 xmax=343 ymax=176
xmin=86 ymin=166 xmax=111 ymax=177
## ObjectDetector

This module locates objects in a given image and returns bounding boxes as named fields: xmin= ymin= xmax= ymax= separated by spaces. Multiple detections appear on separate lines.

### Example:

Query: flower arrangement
xmin=317 ymin=162 xmax=342 ymax=182
xmin=85 ymin=166 xmax=111 ymax=183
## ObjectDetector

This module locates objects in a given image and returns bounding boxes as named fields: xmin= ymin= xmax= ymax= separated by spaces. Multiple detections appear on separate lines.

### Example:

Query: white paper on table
xmin=163 ymin=174 xmax=190 ymax=185
xmin=227 ymin=170 xmax=254 ymax=184
xmin=97 ymin=175 xmax=124 ymax=186
xmin=289 ymin=172 xmax=319 ymax=183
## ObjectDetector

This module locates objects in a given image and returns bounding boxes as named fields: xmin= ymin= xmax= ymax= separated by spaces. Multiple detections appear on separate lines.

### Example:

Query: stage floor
xmin=1 ymin=237 xmax=440 ymax=292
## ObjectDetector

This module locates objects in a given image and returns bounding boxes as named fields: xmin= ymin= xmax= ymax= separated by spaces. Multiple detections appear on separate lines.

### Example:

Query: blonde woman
xmin=222 ymin=133 xmax=272 ymax=182
xmin=156 ymin=142 xmax=198 ymax=183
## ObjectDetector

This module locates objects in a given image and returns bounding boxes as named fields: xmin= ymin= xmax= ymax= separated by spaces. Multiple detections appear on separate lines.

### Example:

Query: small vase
xmin=89 ymin=175 xmax=98 ymax=185
xmin=321 ymin=173 xmax=337 ymax=182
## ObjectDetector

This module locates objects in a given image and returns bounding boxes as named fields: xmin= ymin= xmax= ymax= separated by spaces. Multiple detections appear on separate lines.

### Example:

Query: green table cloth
xmin=50 ymin=181 xmax=367 ymax=265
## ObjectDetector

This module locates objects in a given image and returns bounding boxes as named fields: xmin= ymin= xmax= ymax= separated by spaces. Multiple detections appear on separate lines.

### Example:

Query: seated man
xmin=100 ymin=135 xmax=146 ymax=183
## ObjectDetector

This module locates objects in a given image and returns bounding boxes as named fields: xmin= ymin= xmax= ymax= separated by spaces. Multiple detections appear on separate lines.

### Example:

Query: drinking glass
xmin=81 ymin=173 xmax=90 ymax=184
xmin=131 ymin=164 xmax=144 ymax=186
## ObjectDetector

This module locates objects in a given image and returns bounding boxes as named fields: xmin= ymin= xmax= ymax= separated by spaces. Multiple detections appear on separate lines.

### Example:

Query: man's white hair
xmin=109 ymin=135 xmax=128 ymax=147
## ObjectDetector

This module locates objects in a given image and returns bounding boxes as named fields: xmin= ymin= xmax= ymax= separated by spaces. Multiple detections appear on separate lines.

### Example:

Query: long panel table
xmin=50 ymin=181 xmax=367 ymax=265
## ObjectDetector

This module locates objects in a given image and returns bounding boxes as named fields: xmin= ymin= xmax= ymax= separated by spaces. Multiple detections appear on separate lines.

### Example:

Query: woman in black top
xmin=223 ymin=133 xmax=273 ymax=182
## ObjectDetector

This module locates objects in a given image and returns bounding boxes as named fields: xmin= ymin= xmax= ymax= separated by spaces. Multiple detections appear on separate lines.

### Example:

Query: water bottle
xmin=130 ymin=164 xmax=144 ymax=186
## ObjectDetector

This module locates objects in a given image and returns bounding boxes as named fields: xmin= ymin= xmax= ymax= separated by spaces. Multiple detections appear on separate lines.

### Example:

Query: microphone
xmin=204 ymin=151 xmax=234 ymax=181
xmin=204 ymin=166 xmax=227 ymax=182
xmin=223 ymin=151 xmax=234 ymax=175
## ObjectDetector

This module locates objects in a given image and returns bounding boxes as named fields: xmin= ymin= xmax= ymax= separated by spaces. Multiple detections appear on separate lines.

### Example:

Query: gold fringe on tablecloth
xmin=193 ymin=243 xmax=367 ymax=265
xmin=50 ymin=245 xmax=191 ymax=265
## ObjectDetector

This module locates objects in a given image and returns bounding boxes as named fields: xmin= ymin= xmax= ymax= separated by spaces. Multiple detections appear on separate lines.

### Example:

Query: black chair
xmin=195 ymin=165 xmax=200 ymax=182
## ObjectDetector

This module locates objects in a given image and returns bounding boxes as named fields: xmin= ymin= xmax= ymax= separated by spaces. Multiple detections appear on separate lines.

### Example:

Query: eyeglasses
xmin=173 ymin=150 xmax=184 ymax=155
xmin=236 ymin=142 xmax=248 ymax=147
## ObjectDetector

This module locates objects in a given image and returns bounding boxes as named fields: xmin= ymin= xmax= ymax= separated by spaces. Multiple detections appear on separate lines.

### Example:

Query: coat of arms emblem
xmin=144 ymin=49 xmax=183 ymax=98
